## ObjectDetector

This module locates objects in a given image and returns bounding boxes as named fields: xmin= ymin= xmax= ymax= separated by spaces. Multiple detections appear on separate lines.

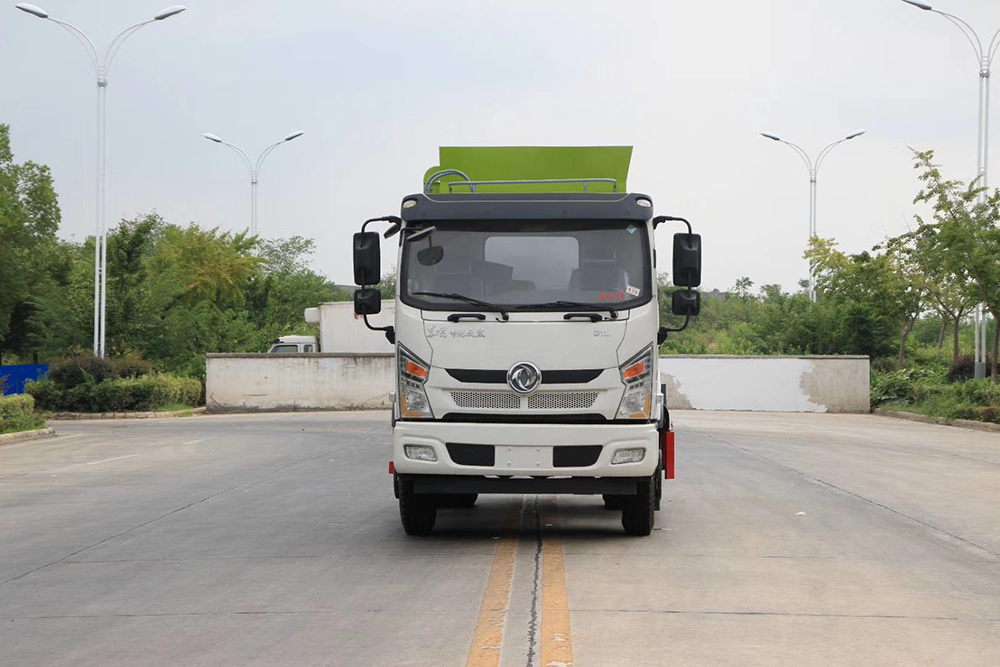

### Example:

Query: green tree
xmin=911 ymin=150 xmax=1000 ymax=381
xmin=0 ymin=124 xmax=63 ymax=361
xmin=246 ymin=236 xmax=350 ymax=342
xmin=807 ymin=236 xmax=927 ymax=367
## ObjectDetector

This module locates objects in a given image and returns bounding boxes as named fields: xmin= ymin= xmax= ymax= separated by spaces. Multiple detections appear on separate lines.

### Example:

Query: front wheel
xmin=398 ymin=479 xmax=436 ymax=535
xmin=622 ymin=474 xmax=656 ymax=536
xmin=654 ymin=464 xmax=663 ymax=511
xmin=437 ymin=493 xmax=478 ymax=508
xmin=603 ymin=494 xmax=626 ymax=510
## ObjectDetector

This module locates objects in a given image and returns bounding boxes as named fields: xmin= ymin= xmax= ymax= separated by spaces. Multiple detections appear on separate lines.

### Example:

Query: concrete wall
xmin=660 ymin=355 xmax=870 ymax=413
xmin=206 ymin=354 xmax=870 ymax=414
xmin=206 ymin=354 xmax=394 ymax=412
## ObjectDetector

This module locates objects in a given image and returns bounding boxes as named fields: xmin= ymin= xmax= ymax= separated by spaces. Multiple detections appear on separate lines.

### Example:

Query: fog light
xmin=612 ymin=448 xmax=645 ymax=464
xmin=404 ymin=445 xmax=437 ymax=462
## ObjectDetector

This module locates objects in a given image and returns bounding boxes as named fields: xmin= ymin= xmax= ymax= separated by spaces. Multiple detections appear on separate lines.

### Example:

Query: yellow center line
xmin=465 ymin=501 xmax=521 ymax=667
xmin=541 ymin=497 xmax=574 ymax=667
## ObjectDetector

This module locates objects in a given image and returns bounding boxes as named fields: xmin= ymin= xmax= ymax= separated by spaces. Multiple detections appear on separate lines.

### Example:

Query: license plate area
xmin=496 ymin=445 xmax=551 ymax=471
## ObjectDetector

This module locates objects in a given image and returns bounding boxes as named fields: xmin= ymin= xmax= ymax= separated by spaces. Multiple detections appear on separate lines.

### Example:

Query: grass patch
xmin=0 ymin=421 xmax=48 ymax=436
xmin=155 ymin=403 xmax=197 ymax=413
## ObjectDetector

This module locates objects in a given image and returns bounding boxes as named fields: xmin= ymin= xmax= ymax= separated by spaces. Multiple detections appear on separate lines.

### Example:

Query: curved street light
xmin=900 ymin=0 xmax=1000 ymax=379
xmin=760 ymin=130 xmax=866 ymax=301
xmin=202 ymin=131 xmax=305 ymax=235
xmin=15 ymin=3 xmax=187 ymax=358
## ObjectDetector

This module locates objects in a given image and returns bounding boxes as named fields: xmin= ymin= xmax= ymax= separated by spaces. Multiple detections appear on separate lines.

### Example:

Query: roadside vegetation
xmin=0 ymin=123 xmax=350 ymax=392
xmin=656 ymin=151 xmax=1000 ymax=423
xmin=5 ymin=121 xmax=1000 ymax=422
xmin=0 ymin=392 xmax=46 ymax=434
xmin=24 ymin=356 xmax=202 ymax=414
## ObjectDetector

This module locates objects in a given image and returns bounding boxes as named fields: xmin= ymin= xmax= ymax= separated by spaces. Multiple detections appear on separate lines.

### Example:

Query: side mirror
xmin=672 ymin=233 xmax=702 ymax=288
xmin=353 ymin=232 xmax=381 ymax=285
xmin=672 ymin=289 xmax=701 ymax=317
xmin=354 ymin=287 xmax=382 ymax=316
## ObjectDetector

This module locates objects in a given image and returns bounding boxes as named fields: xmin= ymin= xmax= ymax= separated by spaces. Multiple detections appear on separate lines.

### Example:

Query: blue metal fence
xmin=0 ymin=365 xmax=49 ymax=395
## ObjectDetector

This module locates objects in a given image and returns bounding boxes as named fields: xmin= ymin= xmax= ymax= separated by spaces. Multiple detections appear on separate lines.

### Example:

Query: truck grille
xmin=450 ymin=391 xmax=599 ymax=411
xmin=527 ymin=392 xmax=599 ymax=410
xmin=451 ymin=391 xmax=522 ymax=410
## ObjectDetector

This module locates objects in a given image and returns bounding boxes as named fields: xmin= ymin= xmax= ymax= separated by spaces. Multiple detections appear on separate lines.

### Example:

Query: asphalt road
xmin=0 ymin=411 xmax=998 ymax=666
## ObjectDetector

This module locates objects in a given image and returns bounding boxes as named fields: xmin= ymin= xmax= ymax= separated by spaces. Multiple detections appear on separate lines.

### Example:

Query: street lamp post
xmin=15 ymin=3 xmax=187 ymax=358
xmin=202 ymin=131 xmax=304 ymax=236
xmin=901 ymin=0 xmax=1000 ymax=380
xmin=760 ymin=130 xmax=866 ymax=301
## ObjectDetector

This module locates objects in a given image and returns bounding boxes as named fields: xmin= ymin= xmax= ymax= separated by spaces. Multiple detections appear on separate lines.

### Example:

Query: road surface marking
xmin=541 ymin=498 xmax=574 ymax=667
xmin=85 ymin=454 xmax=138 ymax=465
xmin=465 ymin=501 xmax=522 ymax=667
xmin=181 ymin=439 xmax=205 ymax=445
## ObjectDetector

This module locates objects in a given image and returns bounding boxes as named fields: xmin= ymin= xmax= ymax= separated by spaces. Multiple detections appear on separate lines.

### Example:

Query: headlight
xmin=398 ymin=345 xmax=433 ymax=419
xmin=617 ymin=345 xmax=654 ymax=419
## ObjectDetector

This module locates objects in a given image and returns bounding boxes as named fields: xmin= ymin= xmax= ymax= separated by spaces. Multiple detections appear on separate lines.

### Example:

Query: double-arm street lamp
xmin=15 ymin=3 xmax=187 ymax=358
xmin=202 ymin=131 xmax=304 ymax=236
xmin=760 ymin=130 xmax=866 ymax=301
xmin=901 ymin=0 xmax=1000 ymax=379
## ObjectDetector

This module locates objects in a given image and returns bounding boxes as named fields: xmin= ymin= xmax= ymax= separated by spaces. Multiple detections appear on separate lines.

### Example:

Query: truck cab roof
xmin=399 ymin=192 xmax=655 ymax=224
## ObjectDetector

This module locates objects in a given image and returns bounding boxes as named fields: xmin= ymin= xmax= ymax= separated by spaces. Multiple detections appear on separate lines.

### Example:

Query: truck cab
xmin=266 ymin=335 xmax=318 ymax=354
xmin=352 ymin=167 xmax=701 ymax=536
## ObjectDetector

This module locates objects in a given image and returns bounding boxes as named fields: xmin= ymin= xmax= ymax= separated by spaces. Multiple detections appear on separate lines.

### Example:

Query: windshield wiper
xmin=412 ymin=292 xmax=510 ymax=321
xmin=518 ymin=301 xmax=619 ymax=319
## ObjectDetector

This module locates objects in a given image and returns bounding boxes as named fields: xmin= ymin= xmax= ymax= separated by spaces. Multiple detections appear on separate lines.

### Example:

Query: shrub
xmin=92 ymin=378 xmax=135 ymax=412
xmin=947 ymin=355 xmax=976 ymax=383
xmin=25 ymin=373 xmax=201 ymax=413
xmin=951 ymin=404 xmax=980 ymax=421
xmin=48 ymin=355 xmax=116 ymax=389
xmin=871 ymin=356 xmax=899 ymax=374
xmin=946 ymin=354 xmax=997 ymax=383
xmin=24 ymin=379 xmax=64 ymax=411
xmin=160 ymin=375 xmax=202 ymax=407
xmin=977 ymin=406 xmax=999 ymax=423
xmin=114 ymin=356 xmax=156 ymax=379
xmin=0 ymin=393 xmax=45 ymax=433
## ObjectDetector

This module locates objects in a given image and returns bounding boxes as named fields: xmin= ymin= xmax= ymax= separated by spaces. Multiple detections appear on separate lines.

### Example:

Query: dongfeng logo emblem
xmin=507 ymin=362 xmax=542 ymax=395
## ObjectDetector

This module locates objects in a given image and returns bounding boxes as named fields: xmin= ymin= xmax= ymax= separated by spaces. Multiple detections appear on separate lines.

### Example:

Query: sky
xmin=2 ymin=0 xmax=1000 ymax=293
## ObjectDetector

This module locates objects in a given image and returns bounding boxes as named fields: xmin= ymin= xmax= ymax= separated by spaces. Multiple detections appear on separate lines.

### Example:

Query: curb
xmin=49 ymin=407 xmax=206 ymax=421
xmin=0 ymin=427 xmax=56 ymax=446
xmin=874 ymin=409 xmax=1000 ymax=434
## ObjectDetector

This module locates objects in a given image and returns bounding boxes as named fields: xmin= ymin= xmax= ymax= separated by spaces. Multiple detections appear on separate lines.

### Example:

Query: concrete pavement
xmin=0 ymin=411 xmax=997 ymax=666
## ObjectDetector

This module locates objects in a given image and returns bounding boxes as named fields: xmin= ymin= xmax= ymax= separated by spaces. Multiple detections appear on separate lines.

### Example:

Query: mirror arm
xmin=362 ymin=314 xmax=395 ymax=344
xmin=652 ymin=215 xmax=693 ymax=236
xmin=361 ymin=215 xmax=402 ymax=234
xmin=660 ymin=313 xmax=692 ymax=336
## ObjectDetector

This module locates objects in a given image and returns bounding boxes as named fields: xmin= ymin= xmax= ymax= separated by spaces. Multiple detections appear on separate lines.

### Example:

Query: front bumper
xmin=392 ymin=420 xmax=659 ymax=477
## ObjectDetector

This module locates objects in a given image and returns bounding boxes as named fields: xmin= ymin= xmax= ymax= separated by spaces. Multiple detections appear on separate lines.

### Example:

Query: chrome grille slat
xmin=449 ymin=391 xmax=599 ymax=411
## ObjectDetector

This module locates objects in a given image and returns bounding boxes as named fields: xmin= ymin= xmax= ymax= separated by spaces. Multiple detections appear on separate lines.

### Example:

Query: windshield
xmin=400 ymin=220 xmax=651 ymax=311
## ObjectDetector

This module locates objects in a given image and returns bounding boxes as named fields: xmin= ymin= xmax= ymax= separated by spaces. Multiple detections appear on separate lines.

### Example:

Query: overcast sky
xmin=2 ymin=0 xmax=1000 ymax=292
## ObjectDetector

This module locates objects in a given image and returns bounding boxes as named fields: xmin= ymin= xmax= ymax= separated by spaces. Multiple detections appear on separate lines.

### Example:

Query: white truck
xmin=266 ymin=335 xmax=319 ymax=354
xmin=266 ymin=304 xmax=395 ymax=354
xmin=351 ymin=165 xmax=701 ymax=536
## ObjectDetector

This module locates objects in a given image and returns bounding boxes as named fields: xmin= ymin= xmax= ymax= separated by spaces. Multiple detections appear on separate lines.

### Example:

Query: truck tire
xmin=398 ymin=479 xmax=436 ymax=535
xmin=621 ymin=474 xmax=655 ymax=536
xmin=654 ymin=464 xmax=663 ymax=512
xmin=437 ymin=493 xmax=478 ymax=508
xmin=602 ymin=494 xmax=626 ymax=510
